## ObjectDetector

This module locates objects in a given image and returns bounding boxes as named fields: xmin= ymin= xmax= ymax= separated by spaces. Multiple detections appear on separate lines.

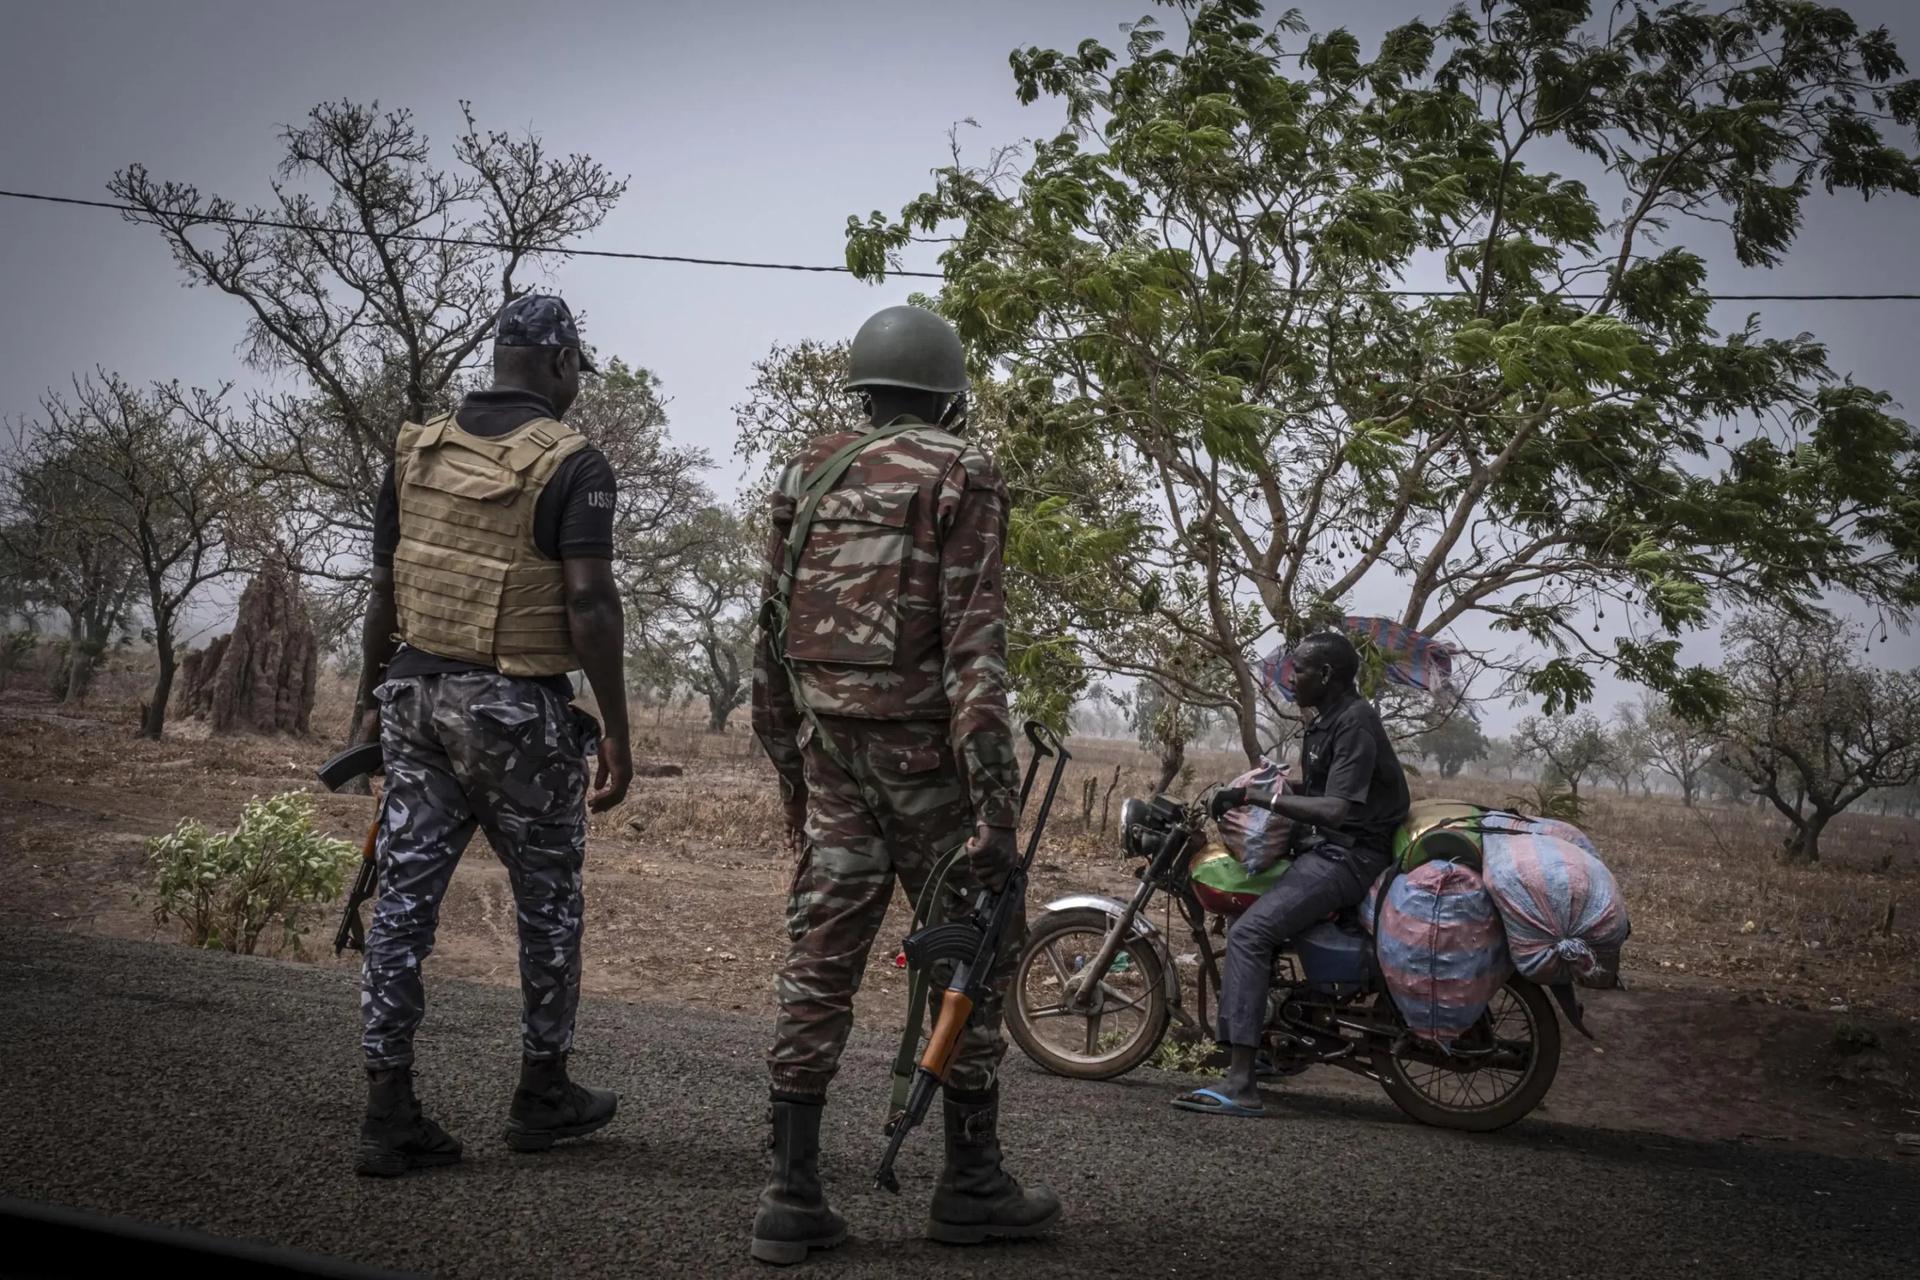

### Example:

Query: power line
xmin=0 ymin=187 xmax=945 ymax=279
xmin=4 ymin=185 xmax=1920 ymax=301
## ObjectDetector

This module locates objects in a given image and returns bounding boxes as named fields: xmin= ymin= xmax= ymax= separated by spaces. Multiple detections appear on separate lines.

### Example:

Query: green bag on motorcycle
xmin=1393 ymin=799 xmax=1488 ymax=871
xmin=1188 ymin=842 xmax=1292 ymax=916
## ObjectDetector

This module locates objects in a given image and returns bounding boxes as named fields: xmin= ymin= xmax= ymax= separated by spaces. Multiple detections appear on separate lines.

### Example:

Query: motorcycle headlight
xmin=1119 ymin=797 xmax=1156 ymax=858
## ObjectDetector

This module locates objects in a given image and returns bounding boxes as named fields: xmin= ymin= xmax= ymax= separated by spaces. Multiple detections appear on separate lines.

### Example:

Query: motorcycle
xmin=1005 ymin=792 xmax=1563 ymax=1132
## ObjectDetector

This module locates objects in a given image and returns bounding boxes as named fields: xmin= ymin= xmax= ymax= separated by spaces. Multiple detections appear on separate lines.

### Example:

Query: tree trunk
xmin=62 ymin=612 xmax=92 ymax=703
xmin=1780 ymin=810 xmax=1829 ymax=865
xmin=706 ymin=695 xmax=732 ymax=733
xmin=142 ymin=616 xmax=174 ymax=740
xmin=1155 ymin=740 xmax=1185 ymax=795
xmin=1235 ymin=698 xmax=1261 ymax=767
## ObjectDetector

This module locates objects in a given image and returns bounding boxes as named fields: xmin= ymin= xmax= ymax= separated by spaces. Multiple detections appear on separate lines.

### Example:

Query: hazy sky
xmin=3 ymin=0 xmax=1917 ymax=725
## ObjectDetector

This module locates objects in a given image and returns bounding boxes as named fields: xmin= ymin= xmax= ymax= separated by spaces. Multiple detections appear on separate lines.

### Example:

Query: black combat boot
xmin=504 ymin=1052 xmax=618 ymax=1152
xmin=749 ymin=1099 xmax=848 ymax=1266
xmin=355 ymin=1066 xmax=462 ymax=1177
xmin=927 ymin=1084 xmax=1061 ymax=1245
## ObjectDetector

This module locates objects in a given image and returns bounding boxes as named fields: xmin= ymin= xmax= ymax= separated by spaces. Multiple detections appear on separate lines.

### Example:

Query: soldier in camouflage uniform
xmin=350 ymin=295 xmax=633 ymax=1176
xmin=748 ymin=305 xmax=1060 ymax=1264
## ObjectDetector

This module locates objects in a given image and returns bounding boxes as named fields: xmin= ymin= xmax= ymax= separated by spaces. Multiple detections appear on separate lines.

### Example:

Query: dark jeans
xmin=1215 ymin=846 xmax=1388 ymax=1048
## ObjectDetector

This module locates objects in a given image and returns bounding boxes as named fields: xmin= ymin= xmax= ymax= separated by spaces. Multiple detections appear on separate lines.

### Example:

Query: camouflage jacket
xmin=751 ymin=417 xmax=1019 ymax=830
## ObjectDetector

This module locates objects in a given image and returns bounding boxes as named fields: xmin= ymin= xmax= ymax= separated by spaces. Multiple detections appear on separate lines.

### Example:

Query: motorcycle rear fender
xmin=1040 ymin=893 xmax=1183 ymax=1011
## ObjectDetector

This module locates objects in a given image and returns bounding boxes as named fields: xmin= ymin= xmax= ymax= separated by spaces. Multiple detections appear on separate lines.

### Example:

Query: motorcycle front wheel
xmin=1372 ymin=976 xmax=1561 ymax=1132
xmin=1007 ymin=907 xmax=1172 ymax=1080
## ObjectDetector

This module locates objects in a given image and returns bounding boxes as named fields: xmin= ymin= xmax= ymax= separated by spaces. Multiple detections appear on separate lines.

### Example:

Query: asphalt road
xmin=1 ymin=929 xmax=1915 ymax=1279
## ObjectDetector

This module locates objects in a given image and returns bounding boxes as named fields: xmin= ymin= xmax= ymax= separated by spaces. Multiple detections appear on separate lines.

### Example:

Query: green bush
xmin=147 ymin=792 xmax=357 ymax=955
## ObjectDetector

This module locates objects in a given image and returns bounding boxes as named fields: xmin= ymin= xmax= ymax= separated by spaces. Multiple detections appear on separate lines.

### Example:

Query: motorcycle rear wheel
xmin=1372 ymin=977 xmax=1561 ymax=1132
xmin=1007 ymin=907 xmax=1172 ymax=1081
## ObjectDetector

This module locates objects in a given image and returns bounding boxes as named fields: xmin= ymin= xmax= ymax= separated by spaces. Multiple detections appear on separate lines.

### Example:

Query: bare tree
xmin=32 ymin=374 xmax=250 ymax=737
xmin=1719 ymin=612 xmax=1920 ymax=864
xmin=731 ymin=339 xmax=865 ymax=493
xmin=1629 ymin=691 xmax=1718 ymax=807
xmin=1604 ymin=702 xmax=1655 ymax=796
xmin=1513 ymin=711 xmax=1614 ymax=801
xmin=112 ymin=100 xmax=627 ymax=701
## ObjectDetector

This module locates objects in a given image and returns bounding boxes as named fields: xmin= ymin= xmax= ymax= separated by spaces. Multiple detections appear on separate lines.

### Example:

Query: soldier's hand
xmin=782 ymin=791 xmax=808 ymax=846
xmin=965 ymin=823 xmax=1018 ymax=893
xmin=589 ymin=737 xmax=632 ymax=813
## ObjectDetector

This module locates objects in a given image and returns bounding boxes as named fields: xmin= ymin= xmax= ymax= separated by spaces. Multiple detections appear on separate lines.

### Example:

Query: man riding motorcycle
xmin=1172 ymin=630 xmax=1411 ymax=1117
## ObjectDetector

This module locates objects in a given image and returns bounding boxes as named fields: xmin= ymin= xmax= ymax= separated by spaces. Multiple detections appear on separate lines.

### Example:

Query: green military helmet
xmin=843 ymin=305 xmax=970 ymax=394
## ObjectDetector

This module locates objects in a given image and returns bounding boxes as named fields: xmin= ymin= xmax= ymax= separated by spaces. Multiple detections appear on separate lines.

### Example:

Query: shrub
xmin=147 ymin=792 xmax=357 ymax=955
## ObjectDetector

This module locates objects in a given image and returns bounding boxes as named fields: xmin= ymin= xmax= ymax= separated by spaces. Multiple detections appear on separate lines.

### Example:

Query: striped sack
xmin=1216 ymin=760 xmax=1294 ymax=873
xmin=1367 ymin=860 xmax=1513 ymax=1045
xmin=1479 ymin=827 xmax=1630 ymax=988
xmin=1477 ymin=810 xmax=1601 ymax=861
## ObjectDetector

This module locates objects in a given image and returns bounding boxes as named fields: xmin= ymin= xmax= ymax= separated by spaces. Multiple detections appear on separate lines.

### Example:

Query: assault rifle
xmin=318 ymin=741 xmax=384 ymax=956
xmin=874 ymin=720 xmax=1070 ymax=1193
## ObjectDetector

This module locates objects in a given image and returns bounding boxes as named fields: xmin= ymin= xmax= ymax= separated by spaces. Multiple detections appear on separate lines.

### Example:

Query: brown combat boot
xmin=750 ymin=1099 xmax=848 ymax=1265
xmin=927 ymin=1084 xmax=1061 ymax=1244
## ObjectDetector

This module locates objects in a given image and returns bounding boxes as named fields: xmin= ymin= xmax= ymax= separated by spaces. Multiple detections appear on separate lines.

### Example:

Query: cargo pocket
xmin=784 ymin=482 xmax=916 ymax=667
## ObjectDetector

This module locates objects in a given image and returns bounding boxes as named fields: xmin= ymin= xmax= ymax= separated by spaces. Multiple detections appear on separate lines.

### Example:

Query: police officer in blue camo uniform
xmin=350 ymin=294 xmax=635 ymax=1176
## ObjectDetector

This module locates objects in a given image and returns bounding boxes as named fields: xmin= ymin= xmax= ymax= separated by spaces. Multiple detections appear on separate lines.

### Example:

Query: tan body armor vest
xmin=391 ymin=413 xmax=587 ymax=677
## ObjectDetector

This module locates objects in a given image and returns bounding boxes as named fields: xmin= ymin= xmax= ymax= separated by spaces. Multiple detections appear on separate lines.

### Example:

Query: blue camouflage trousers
xmin=361 ymin=671 xmax=598 ymax=1070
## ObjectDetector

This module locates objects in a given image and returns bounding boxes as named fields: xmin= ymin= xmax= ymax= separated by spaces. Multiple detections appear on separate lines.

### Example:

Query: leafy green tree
xmin=1414 ymin=698 xmax=1491 ymax=779
xmin=631 ymin=506 xmax=760 ymax=733
xmin=0 ymin=439 xmax=143 ymax=701
xmin=846 ymin=0 xmax=1920 ymax=762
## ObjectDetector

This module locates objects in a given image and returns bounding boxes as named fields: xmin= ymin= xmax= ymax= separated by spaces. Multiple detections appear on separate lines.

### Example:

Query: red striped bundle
xmin=1479 ymin=826 xmax=1629 ymax=988
xmin=1367 ymin=861 xmax=1513 ymax=1045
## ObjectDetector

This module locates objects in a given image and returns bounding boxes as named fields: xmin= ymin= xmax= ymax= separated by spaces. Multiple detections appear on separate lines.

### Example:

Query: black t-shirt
xmin=372 ymin=387 xmax=616 ymax=685
xmin=1300 ymin=689 xmax=1412 ymax=857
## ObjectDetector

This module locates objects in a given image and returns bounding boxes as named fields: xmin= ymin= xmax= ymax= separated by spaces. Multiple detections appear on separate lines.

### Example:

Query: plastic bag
xmin=1367 ymin=860 xmax=1513 ymax=1044
xmin=1216 ymin=759 xmax=1294 ymax=873
xmin=1479 ymin=825 xmax=1629 ymax=988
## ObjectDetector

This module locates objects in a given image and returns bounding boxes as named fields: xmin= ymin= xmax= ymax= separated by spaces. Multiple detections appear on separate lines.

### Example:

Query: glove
xmin=1209 ymin=786 xmax=1249 ymax=822
xmin=964 ymin=822 xmax=1018 ymax=892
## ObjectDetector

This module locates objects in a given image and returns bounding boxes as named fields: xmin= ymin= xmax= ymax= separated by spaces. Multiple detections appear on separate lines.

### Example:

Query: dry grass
xmin=6 ymin=651 xmax=1916 ymax=1022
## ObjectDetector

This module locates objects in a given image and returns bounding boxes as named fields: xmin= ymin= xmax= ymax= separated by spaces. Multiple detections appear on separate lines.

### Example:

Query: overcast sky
xmin=2 ymin=1 xmax=1916 ymax=728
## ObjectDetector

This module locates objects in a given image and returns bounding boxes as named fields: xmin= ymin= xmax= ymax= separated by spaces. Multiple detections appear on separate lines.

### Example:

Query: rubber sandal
xmin=1170 ymin=1086 xmax=1265 ymax=1117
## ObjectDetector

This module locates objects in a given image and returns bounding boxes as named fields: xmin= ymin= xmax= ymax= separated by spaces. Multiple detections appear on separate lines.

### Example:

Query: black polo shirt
xmin=372 ymin=387 xmax=616 ymax=688
xmin=1300 ymin=688 xmax=1411 ymax=856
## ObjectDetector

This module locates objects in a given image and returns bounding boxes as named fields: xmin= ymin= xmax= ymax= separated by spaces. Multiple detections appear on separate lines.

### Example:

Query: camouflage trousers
xmin=768 ymin=715 xmax=1022 ymax=1101
xmin=361 ymin=671 xmax=598 ymax=1070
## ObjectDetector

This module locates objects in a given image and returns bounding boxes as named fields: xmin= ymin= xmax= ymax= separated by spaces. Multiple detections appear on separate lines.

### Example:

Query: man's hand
xmin=351 ymin=706 xmax=381 ymax=749
xmin=588 ymin=737 xmax=632 ymax=813
xmin=1208 ymin=786 xmax=1248 ymax=822
xmin=964 ymin=823 xmax=1018 ymax=892
xmin=782 ymin=789 xmax=808 ymax=847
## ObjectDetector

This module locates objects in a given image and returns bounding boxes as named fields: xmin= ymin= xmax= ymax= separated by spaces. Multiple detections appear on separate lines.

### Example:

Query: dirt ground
xmin=2 ymin=685 xmax=1916 ymax=1164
